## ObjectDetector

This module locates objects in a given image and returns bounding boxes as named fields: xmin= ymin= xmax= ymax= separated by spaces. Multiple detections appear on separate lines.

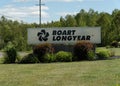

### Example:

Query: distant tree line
xmin=0 ymin=9 xmax=120 ymax=51
xmin=42 ymin=9 xmax=120 ymax=46
xmin=0 ymin=16 xmax=38 ymax=51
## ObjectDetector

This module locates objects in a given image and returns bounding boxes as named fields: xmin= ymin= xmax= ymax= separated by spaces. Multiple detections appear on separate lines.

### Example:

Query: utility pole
xmin=38 ymin=0 xmax=45 ymax=28
xmin=39 ymin=0 xmax=41 ymax=27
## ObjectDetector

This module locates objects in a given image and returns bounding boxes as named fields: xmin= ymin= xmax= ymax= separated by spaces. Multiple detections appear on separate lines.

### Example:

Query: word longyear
xmin=53 ymin=35 xmax=91 ymax=41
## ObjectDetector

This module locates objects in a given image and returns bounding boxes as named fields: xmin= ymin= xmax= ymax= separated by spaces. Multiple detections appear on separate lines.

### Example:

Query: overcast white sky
xmin=0 ymin=0 xmax=120 ymax=23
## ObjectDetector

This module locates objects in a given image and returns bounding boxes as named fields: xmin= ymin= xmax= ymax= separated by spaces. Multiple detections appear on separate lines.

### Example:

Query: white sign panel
xmin=27 ymin=27 xmax=101 ymax=44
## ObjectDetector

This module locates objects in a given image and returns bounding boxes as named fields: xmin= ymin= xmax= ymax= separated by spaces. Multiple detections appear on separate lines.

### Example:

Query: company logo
xmin=37 ymin=30 xmax=49 ymax=41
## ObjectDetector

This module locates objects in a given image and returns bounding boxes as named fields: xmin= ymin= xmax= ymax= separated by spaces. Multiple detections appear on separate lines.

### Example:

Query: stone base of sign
xmin=52 ymin=44 xmax=73 ymax=53
xmin=52 ymin=44 xmax=96 ymax=53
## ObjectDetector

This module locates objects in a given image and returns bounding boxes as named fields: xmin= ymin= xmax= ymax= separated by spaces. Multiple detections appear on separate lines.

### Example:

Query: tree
xmin=65 ymin=15 xmax=76 ymax=27
xmin=97 ymin=12 xmax=112 ymax=45
xmin=0 ymin=9 xmax=120 ymax=50
xmin=60 ymin=17 xmax=66 ymax=27
xmin=111 ymin=11 xmax=120 ymax=41
xmin=75 ymin=9 xmax=87 ymax=26
xmin=86 ymin=9 xmax=98 ymax=26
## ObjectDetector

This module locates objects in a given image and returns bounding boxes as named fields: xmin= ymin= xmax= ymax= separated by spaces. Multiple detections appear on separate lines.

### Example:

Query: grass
xmin=0 ymin=59 xmax=120 ymax=86
xmin=109 ymin=48 xmax=120 ymax=56
xmin=0 ymin=47 xmax=120 ymax=86
xmin=96 ymin=47 xmax=120 ymax=56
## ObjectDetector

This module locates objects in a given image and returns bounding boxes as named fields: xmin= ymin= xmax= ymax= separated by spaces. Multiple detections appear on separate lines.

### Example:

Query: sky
xmin=0 ymin=0 xmax=120 ymax=24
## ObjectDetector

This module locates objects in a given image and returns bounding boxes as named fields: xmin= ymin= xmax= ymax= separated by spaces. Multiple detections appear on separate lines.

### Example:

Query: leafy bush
xmin=4 ymin=42 xmax=17 ymax=63
xmin=19 ymin=53 xmax=40 ymax=64
xmin=96 ymin=48 xmax=115 ymax=58
xmin=55 ymin=51 xmax=72 ymax=62
xmin=42 ymin=53 xmax=55 ymax=63
xmin=111 ymin=41 xmax=118 ymax=48
xmin=109 ymin=50 xmax=115 ymax=57
xmin=33 ymin=43 xmax=54 ymax=62
xmin=73 ymin=41 xmax=94 ymax=61
xmin=96 ymin=51 xmax=110 ymax=60
xmin=87 ymin=50 xmax=96 ymax=61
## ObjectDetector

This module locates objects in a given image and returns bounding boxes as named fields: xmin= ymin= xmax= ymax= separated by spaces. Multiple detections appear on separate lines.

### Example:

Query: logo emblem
xmin=37 ymin=30 xmax=49 ymax=41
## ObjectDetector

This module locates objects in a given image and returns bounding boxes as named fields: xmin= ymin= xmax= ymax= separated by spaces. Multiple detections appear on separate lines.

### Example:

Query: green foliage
xmin=73 ymin=41 xmax=94 ymax=61
xmin=109 ymin=50 xmax=115 ymax=57
xmin=41 ymin=53 xmax=55 ymax=63
xmin=96 ymin=51 xmax=110 ymax=60
xmin=0 ymin=16 xmax=33 ymax=51
xmin=96 ymin=12 xmax=112 ymax=46
xmin=65 ymin=15 xmax=76 ymax=27
xmin=19 ymin=53 xmax=39 ymax=64
xmin=4 ymin=42 xmax=17 ymax=63
xmin=33 ymin=43 xmax=54 ymax=62
xmin=16 ymin=54 xmax=21 ymax=63
xmin=0 ymin=9 xmax=120 ymax=51
xmin=55 ymin=51 xmax=72 ymax=62
xmin=96 ymin=47 xmax=115 ymax=58
xmin=75 ymin=9 xmax=87 ymax=26
xmin=87 ymin=50 xmax=96 ymax=61
xmin=111 ymin=41 xmax=118 ymax=48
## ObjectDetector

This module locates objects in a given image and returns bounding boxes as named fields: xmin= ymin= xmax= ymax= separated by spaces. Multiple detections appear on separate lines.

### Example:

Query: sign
xmin=27 ymin=27 xmax=101 ymax=44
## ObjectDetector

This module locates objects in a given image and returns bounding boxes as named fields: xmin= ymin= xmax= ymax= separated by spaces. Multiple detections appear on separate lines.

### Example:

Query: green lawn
xmin=0 ymin=47 xmax=120 ymax=86
xmin=0 ymin=59 xmax=120 ymax=86
xmin=109 ymin=48 xmax=120 ymax=56
xmin=96 ymin=47 xmax=120 ymax=56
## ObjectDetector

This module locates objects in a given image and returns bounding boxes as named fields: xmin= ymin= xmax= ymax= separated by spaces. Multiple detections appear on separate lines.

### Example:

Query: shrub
xmin=96 ymin=51 xmax=110 ymax=60
xmin=96 ymin=48 xmax=115 ymax=59
xmin=19 ymin=53 xmax=40 ymax=64
xmin=4 ymin=42 xmax=17 ymax=63
xmin=87 ymin=50 xmax=96 ymax=61
xmin=42 ymin=53 xmax=55 ymax=63
xmin=109 ymin=50 xmax=115 ymax=57
xmin=33 ymin=43 xmax=54 ymax=62
xmin=55 ymin=51 xmax=72 ymax=62
xmin=73 ymin=41 xmax=94 ymax=61
xmin=111 ymin=41 xmax=118 ymax=48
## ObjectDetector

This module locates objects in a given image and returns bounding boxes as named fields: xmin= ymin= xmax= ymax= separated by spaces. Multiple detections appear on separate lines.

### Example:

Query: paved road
xmin=111 ymin=56 xmax=120 ymax=59
xmin=0 ymin=52 xmax=29 ymax=58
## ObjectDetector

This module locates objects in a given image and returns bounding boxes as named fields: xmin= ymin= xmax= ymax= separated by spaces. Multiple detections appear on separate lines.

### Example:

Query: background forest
xmin=0 ymin=9 xmax=120 ymax=51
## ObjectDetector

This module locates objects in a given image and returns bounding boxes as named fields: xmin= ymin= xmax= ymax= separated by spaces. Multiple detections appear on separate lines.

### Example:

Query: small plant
xmin=42 ymin=53 xmax=55 ymax=63
xmin=109 ymin=50 xmax=115 ymax=57
xmin=73 ymin=41 xmax=94 ymax=61
xmin=33 ymin=43 xmax=54 ymax=62
xmin=87 ymin=50 xmax=96 ymax=61
xmin=19 ymin=53 xmax=40 ymax=64
xmin=111 ymin=41 xmax=118 ymax=48
xmin=4 ymin=42 xmax=17 ymax=63
xmin=96 ymin=48 xmax=115 ymax=60
xmin=96 ymin=51 xmax=110 ymax=60
xmin=55 ymin=51 xmax=72 ymax=62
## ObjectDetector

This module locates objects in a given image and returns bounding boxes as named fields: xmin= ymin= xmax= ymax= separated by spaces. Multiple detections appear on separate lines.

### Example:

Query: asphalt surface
xmin=110 ymin=56 xmax=120 ymax=59
xmin=0 ymin=52 xmax=29 ymax=58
